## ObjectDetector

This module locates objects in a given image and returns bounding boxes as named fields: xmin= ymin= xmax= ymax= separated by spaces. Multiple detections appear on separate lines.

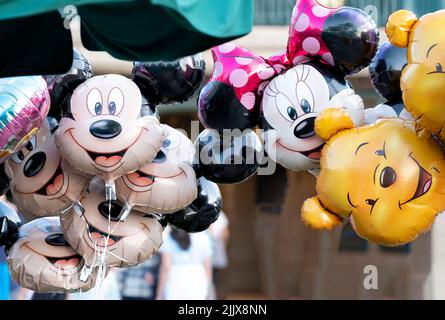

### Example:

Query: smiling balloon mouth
xmin=127 ymin=170 xmax=156 ymax=187
xmin=88 ymin=224 xmax=123 ymax=247
xmin=401 ymin=157 xmax=433 ymax=206
xmin=35 ymin=165 xmax=64 ymax=196
xmin=47 ymin=254 xmax=81 ymax=270
xmin=300 ymin=144 xmax=325 ymax=160
xmin=87 ymin=150 xmax=127 ymax=167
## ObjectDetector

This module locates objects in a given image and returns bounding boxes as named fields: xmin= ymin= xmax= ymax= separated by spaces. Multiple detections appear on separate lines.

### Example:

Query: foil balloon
xmin=198 ymin=0 xmax=378 ymax=132
xmin=44 ymin=49 xmax=93 ymax=120
xmin=0 ymin=203 xmax=100 ymax=293
xmin=0 ymin=76 xmax=50 ymax=163
xmin=4 ymin=118 xmax=90 ymax=219
xmin=386 ymin=9 xmax=445 ymax=142
xmin=165 ymin=177 xmax=222 ymax=233
xmin=60 ymin=185 xmax=163 ymax=268
xmin=194 ymin=128 xmax=263 ymax=184
xmin=261 ymin=62 xmax=364 ymax=171
xmin=115 ymin=124 xmax=197 ymax=219
xmin=55 ymin=74 xmax=164 ymax=200
xmin=132 ymin=54 xmax=205 ymax=106
xmin=302 ymin=110 xmax=445 ymax=246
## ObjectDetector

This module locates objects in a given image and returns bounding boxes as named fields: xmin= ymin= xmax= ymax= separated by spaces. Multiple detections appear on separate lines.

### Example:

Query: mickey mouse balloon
xmin=0 ymin=203 xmax=100 ymax=293
xmin=55 ymin=74 xmax=163 ymax=200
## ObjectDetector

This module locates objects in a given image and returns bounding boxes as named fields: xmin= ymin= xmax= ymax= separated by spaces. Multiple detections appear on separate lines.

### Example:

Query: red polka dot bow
xmin=207 ymin=0 xmax=339 ymax=110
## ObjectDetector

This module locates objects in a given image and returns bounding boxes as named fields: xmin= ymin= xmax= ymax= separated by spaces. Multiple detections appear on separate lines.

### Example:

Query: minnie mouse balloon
xmin=5 ymin=118 xmax=90 ymax=219
xmin=55 ymin=74 xmax=164 ymax=200
xmin=115 ymin=124 xmax=197 ymax=219
xmin=164 ymin=177 xmax=221 ymax=233
xmin=60 ymin=185 xmax=163 ymax=268
xmin=0 ymin=76 xmax=50 ymax=163
xmin=194 ymin=129 xmax=263 ymax=184
xmin=0 ymin=204 xmax=100 ymax=293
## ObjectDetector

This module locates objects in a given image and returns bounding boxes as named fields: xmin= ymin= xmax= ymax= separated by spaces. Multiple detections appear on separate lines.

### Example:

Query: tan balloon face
xmin=116 ymin=125 xmax=197 ymax=213
xmin=61 ymin=187 xmax=163 ymax=268
xmin=55 ymin=75 xmax=163 ymax=183
xmin=5 ymin=119 xmax=90 ymax=218
xmin=7 ymin=217 xmax=98 ymax=292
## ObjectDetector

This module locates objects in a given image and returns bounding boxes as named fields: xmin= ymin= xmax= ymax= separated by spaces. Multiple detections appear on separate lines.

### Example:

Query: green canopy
xmin=0 ymin=0 xmax=253 ymax=76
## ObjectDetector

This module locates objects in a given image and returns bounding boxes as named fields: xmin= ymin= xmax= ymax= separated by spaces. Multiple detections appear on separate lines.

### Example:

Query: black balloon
xmin=322 ymin=7 xmax=379 ymax=75
xmin=164 ymin=177 xmax=222 ymax=233
xmin=0 ymin=201 xmax=21 ymax=251
xmin=44 ymin=49 xmax=93 ymax=119
xmin=132 ymin=54 xmax=205 ymax=105
xmin=369 ymin=43 xmax=407 ymax=103
xmin=198 ymin=81 xmax=259 ymax=132
xmin=194 ymin=129 xmax=263 ymax=184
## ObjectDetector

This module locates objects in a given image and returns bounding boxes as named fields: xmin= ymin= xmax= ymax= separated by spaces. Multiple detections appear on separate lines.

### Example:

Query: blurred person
xmin=118 ymin=255 xmax=161 ymax=300
xmin=209 ymin=211 xmax=230 ymax=299
xmin=156 ymin=227 xmax=212 ymax=300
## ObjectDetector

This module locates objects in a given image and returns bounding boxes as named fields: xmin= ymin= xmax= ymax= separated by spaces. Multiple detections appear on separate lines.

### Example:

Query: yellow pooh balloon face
xmin=303 ymin=118 xmax=445 ymax=246
xmin=386 ymin=9 xmax=445 ymax=141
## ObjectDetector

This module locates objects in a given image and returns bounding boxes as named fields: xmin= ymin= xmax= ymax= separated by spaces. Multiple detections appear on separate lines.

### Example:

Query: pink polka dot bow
xmin=207 ymin=0 xmax=339 ymax=111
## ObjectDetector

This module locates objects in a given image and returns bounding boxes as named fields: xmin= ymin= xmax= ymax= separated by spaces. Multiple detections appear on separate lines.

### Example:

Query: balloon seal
xmin=105 ymin=182 xmax=116 ymax=201
xmin=73 ymin=201 xmax=85 ymax=216
xmin=79 ymin=265 xmax=93 ymax=283
xmin=119 ymin=204 xmax=132 ymax=221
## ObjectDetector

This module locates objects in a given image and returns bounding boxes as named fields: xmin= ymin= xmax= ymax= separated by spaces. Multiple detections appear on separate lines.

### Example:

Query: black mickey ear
xmin=132 ymin=54 xmax=205 ymax=106
xmin=44 ymin=49 xmax=93 ymax=120
xmin=165 ymin=177 xmax=221 ymax=233
xmin=0 ymin=201 xmax=21 ymax=251
xmin=322 ymin=7 xmax=379 ymax=75
xmin=0 ymin=163 xmax=10 ymax=196
xmin=369 ymin=43 xmax=407 ymax=103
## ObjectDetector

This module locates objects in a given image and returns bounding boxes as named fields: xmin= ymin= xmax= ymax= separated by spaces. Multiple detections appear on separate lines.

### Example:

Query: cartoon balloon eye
xmin=10 ymin=150 xmax=25 ymax=164
xmin=287 ymin=107 xmax=298 ymax=121
xmin=45 ymin=233 xmax=68 ymax=246
xmin=436 ymin=63 xmax=443 ymax=73
xmin=25 ymin=136 xmax=36 ymax=152
xmin=108 ymin=88 xmax=124 ymax=115
xmin=296 ymin=82 xmax=314 ymax=113
xmin=87 ymin=88 xmax=103 ymax=116
xmin=276 ymin=93 xmax=298 ymax=122
xmin=380 ymin=166 xmax=396 ymax=188
xmin=163 ymin=134 xmax=181 ymax=150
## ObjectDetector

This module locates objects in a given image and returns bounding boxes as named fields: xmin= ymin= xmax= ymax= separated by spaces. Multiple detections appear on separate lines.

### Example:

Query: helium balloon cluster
xmin=0 ymin=51 xmax=224 ymax=293
xmin=300 ymin=7 xmax=445 ymax=247
xmin=198 ymin=0 xmax=379 ymax=173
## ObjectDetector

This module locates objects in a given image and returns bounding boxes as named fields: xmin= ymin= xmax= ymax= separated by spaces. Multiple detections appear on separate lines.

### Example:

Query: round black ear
xmin=164 ymin=177 xmax=221 ymax=233
xmin=322 ymin=7 xmax=379 ymax=75
xmin=194 ymin=129 xmax=262 ymax=184
xmin=132 ymin=54 xmax=205 ymax=106
xmin=0 ymin=163 xmax=10 ymax=196
xmin=0 ymin=201 xmax=21 ymax=251
xmin=44 ymin=49 xmax=92 ymax=120
xmin=369 ymin=43 xmax=407 ymax=103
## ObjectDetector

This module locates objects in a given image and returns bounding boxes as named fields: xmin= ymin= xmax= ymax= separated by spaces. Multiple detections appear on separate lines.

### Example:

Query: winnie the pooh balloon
xmin=115 ymin=124 xmax=197 ymax=219
xmin=0 ymin=203 xmax=100 ymax=293
xmin=5 ymin=118 xmax=89 ymax=219
xmin=55 ymin=74 xmax=163 ymax=200
xmin=60 ymin=184 xmax=163 ymax=268
xmin=302 ymin=109 xmax=445 ymax=246
xmin=386 ymin=9 xmax=445 ymax=141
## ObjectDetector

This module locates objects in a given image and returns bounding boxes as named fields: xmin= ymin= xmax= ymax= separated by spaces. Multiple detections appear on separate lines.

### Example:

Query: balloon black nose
xmin=89 ymin=120 xmax=122 ymax=139
xmin=294 ymin=117 xmax=316 ymax=139
xmin=152 ymin=150 xmax=167 ymax=163
xmin=23 ymin=151 xmax=46 ymax=177
xmin=98 ymin=201 xmax=123 ymax=222
xmin=45 ymin=233 xmax=68 ymax=246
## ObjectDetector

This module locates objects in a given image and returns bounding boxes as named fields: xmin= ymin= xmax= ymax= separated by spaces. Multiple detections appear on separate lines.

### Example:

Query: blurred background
xmin=3 ymin=0 xmax=445 ymax=300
